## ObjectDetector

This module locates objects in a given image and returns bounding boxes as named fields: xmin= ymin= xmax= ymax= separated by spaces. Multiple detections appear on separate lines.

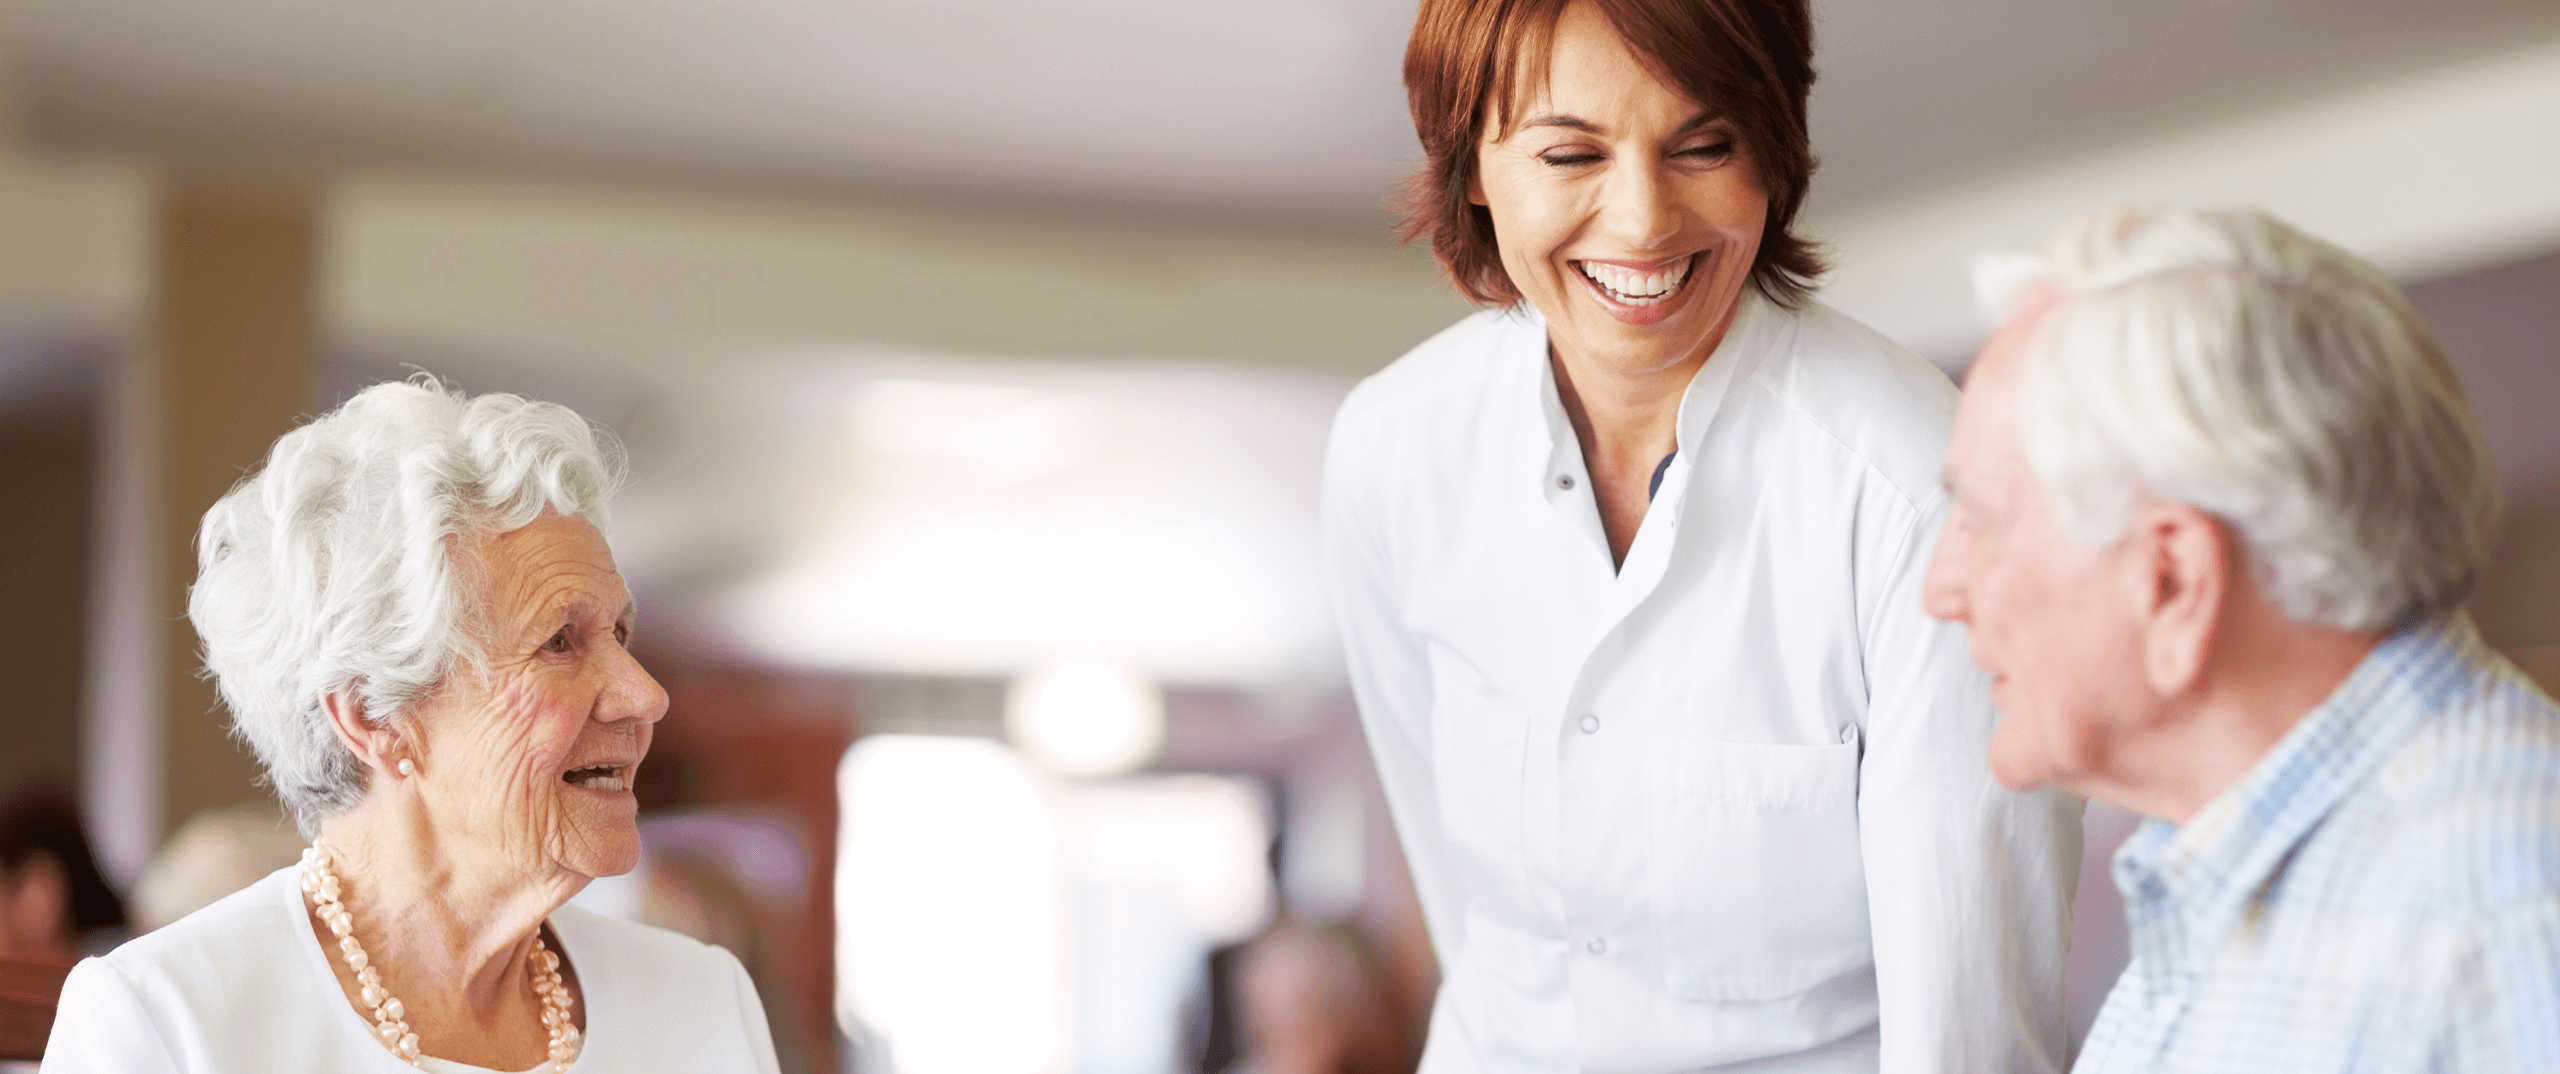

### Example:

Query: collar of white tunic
xmin=417 ymin=1054 xmax=558 ymax=1074
xmin=1512 ymin=289 xmax=1780 ymax=573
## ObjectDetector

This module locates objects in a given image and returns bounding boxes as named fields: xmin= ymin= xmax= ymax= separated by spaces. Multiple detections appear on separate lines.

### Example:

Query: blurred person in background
xmin=1924 ymin=205 xmax=2558 ymax=1071
xmin=0 ymin=787 xmax=127 ymax=961
xmin=1321 ymin=0 xmax=2081 ymax=1071
xmin=42 ymin=377 xmax=781 ymax=1073
xmin=1235 ymin=917 xmax=1423 ymax=1074
xmin=129 ymin=804 xmax=304 ymax=934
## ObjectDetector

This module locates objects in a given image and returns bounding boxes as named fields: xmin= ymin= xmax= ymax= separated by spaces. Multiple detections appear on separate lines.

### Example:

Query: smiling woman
xmin=1399 ymin=0 xmax=1819 ymax=313
xmin=1325 ymin=1 xmax=2084 ymax=1072
xmin=39 ymin=377 xmax=781 ymax=1073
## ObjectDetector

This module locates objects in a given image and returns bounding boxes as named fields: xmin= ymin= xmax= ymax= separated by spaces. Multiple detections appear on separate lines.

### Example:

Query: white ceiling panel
xmin=14 ymin=0 xmax=2560 ymax=223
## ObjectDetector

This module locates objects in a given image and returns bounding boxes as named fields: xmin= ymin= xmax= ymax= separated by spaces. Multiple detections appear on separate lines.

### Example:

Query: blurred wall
xmin=324 ymin=173 xmax=1472 ymax=373
xmin=2407 ymin=247 xmax=2560 ymax=651
xmin=0 ymin=385 xmax=90 ymax=796
xmin=0 ymin=151 xmax=146 ymax=320
xmin=143 ymin=175 xmax=319 ymax=840
xmin=0 ymin=151 xmax=1471 ymax=381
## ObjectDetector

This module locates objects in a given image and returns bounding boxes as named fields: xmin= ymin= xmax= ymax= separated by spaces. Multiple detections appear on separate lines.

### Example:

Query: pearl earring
xmin=397 ymin=758 xmax=416 ymax=778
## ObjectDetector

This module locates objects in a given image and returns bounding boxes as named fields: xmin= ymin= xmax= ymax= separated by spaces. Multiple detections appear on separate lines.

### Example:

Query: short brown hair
xmin=1397 ymin=0 xmax=1824 ymax=308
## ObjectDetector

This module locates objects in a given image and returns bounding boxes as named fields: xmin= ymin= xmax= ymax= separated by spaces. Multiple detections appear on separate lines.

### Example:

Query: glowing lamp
xmin=1005 ymin=658 xmax=1165 ymax=778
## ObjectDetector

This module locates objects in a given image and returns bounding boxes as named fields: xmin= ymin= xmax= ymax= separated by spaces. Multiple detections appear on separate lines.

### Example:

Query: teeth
xmin=565 ymin=766 xmax=627 ymax=792
xmin=1577 ymin=257 xmax=1693 ymax=306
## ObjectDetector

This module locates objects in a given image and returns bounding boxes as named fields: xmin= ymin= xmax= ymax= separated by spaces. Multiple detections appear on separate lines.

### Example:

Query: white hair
xmin=188 ymin=375 xmax=626 ymax=832
xmin=1972 ymin=205 xmax=2501 ymax=632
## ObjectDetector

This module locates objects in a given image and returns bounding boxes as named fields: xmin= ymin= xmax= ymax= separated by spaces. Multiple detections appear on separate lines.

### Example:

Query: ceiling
xmin=15 ymin=0 xmax=2560 ymax=225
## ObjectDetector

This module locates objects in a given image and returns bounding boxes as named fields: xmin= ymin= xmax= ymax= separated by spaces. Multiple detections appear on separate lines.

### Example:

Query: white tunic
xmin=38 ymin=866 xmax=782 ymax=1073
xmin=1321 ymin=295 xmax=2083 ymax=1074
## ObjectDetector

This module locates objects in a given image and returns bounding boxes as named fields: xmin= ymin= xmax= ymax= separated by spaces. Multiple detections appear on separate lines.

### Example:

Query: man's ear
xmin=319 ymin=688 xmax=404 ymax=778
xmin=2128 ymin=502 xmax=2230 ymax=695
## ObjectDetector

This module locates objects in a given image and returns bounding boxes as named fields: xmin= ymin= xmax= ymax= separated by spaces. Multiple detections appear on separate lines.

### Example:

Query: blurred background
xmin=1 ymin=1 xmax=2556 ymax=1071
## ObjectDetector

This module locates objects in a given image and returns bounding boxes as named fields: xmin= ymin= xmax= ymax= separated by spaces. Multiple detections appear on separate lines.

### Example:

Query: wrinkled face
xmin=1472 ymin=0 xmax=1767 ymax=377
xmin=1922 ymin=293 xmax=2151 ymax=792
xmin=407 ymin=512 xmax=666 ymax=880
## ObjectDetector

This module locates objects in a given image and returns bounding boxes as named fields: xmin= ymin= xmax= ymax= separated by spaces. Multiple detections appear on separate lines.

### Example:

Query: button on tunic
xmin=1322 ymin=295 xmax=2083 ymax=1074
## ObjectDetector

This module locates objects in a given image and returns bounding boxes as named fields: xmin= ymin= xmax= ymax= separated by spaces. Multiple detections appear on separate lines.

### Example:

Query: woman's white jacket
xmin=1321 ymin=293 xmax=2083 ymax=1074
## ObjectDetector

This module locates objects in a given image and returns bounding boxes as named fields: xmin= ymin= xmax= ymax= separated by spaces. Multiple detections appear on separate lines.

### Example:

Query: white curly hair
xmin=1973 ymin=205 xmax=2501 ymax=632
xmin=187 ymin=375 xmax=626 ymax=832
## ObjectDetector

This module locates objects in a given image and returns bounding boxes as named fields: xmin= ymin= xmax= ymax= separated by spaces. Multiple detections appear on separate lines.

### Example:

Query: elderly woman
xmin=1322 ymin=0 xmax=2082 ymax=1071
xmin=42 ymin=379 xmax=780 ymax=1073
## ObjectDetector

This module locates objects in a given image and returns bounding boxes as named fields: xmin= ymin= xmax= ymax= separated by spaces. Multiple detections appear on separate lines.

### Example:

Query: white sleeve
xmin=1858 ymin=494 xmax=2083 ymax=1074
xmin=714 ymin=946 xmax=785 ymax=1074
xmin=38 ymin=958 xmax=187 ymax=1073
xmin=1321 ymin=409 xmax=1465 ymax=974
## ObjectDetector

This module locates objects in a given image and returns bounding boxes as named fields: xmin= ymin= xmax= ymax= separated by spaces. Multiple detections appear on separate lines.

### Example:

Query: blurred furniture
xmin=2509 ymin=643 xmax=2560 ymax=698
xmin=0 ymin=953 xmax=78 ymax=1061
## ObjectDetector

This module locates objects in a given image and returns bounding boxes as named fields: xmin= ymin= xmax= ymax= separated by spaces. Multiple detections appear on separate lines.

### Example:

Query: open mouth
xmin=563 ymin=764 xmax=631 ymax=793
xmin=1574 ymin=254 xmax=1696 ymax=307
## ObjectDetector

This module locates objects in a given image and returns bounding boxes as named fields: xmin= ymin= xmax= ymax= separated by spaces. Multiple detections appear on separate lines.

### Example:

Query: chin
xmin=576 ymin=851 xmax=643 ymax=881
xmin=1594 ymin=321 xmax=1718 ymax=369
xmin=559 ymin=827 xmax=645 ymax=880
xmin=1985 ymin=721 xmax=2055 ymax=792
xmin=1987 ymin=755 xmax=2044 ymax=792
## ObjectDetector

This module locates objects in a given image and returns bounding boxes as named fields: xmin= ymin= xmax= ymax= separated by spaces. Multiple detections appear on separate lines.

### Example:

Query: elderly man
xmin=1923 ymin=205 xmax=2560 ymax=1071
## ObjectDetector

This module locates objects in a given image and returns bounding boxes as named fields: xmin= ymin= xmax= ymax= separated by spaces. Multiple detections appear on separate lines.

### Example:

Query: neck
xmin=1549 ymin=313 xmax=1733 ymax=566
xmin=1546 ymin=305 xmax=1731 ymax=468
xmin=2094 ymin=610 xmax=2384 ymax=825
xmin=315 ymin=796 xmax=582 ymax=1019
xmin=1551 ymin=350 xmax=1694 ymax=459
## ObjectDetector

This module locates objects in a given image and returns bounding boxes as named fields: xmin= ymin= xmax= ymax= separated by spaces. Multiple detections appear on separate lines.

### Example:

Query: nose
xmin=597 ymin=637 xmax=669 ymax=726
xmin=1920 ymin=521 xmax=1969 ymax=624
xmin=1600 ymin=158 xmax=1681 ymax=251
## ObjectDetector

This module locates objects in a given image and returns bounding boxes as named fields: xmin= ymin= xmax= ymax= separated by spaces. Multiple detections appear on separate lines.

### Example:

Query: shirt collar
xmin=2113 ymin=613 xmax=2487 ymax=998
xmin=1516 ymin=290 xmax=1776 ymax=493
xmin=1671 ymin=290 xmax=1770 ymax=458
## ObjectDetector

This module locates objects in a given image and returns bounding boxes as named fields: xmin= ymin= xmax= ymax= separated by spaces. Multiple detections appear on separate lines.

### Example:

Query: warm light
xmin=1060 ymin=777 xmax=1273 ymax=944
xmin=1006 ymin=658 xmax=1165 ymax=778
xmin=1052 ymin=776 xmax=1272 ymax=1074
xmin=846 ymin=378 xmax=1090 ymax=485
xmin=836 ymin=736 xmax=1068 ymax=1074
xmin=709 ymin=363 xmax=1349 ymax=686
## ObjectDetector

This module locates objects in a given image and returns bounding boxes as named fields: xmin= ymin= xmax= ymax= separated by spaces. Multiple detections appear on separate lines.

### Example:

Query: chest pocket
xmin=1644 ymin=736 xmax=1871 ymax=1001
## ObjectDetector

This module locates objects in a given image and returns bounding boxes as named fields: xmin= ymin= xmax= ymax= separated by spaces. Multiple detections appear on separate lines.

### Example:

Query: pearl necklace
xmin=300 ymin=839 xmax=581 ymax=1071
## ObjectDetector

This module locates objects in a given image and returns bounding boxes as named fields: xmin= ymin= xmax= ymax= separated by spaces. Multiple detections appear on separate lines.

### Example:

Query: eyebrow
xmin=1517 ymin=111 xmax=1724 ymax=137
xmin=534 ymin=596 xmax=637 ymax=631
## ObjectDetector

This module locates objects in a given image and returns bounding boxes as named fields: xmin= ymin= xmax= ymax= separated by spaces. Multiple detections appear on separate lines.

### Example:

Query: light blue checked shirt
xmin=2075 ymin=614 xmax=2560 ymax=1073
